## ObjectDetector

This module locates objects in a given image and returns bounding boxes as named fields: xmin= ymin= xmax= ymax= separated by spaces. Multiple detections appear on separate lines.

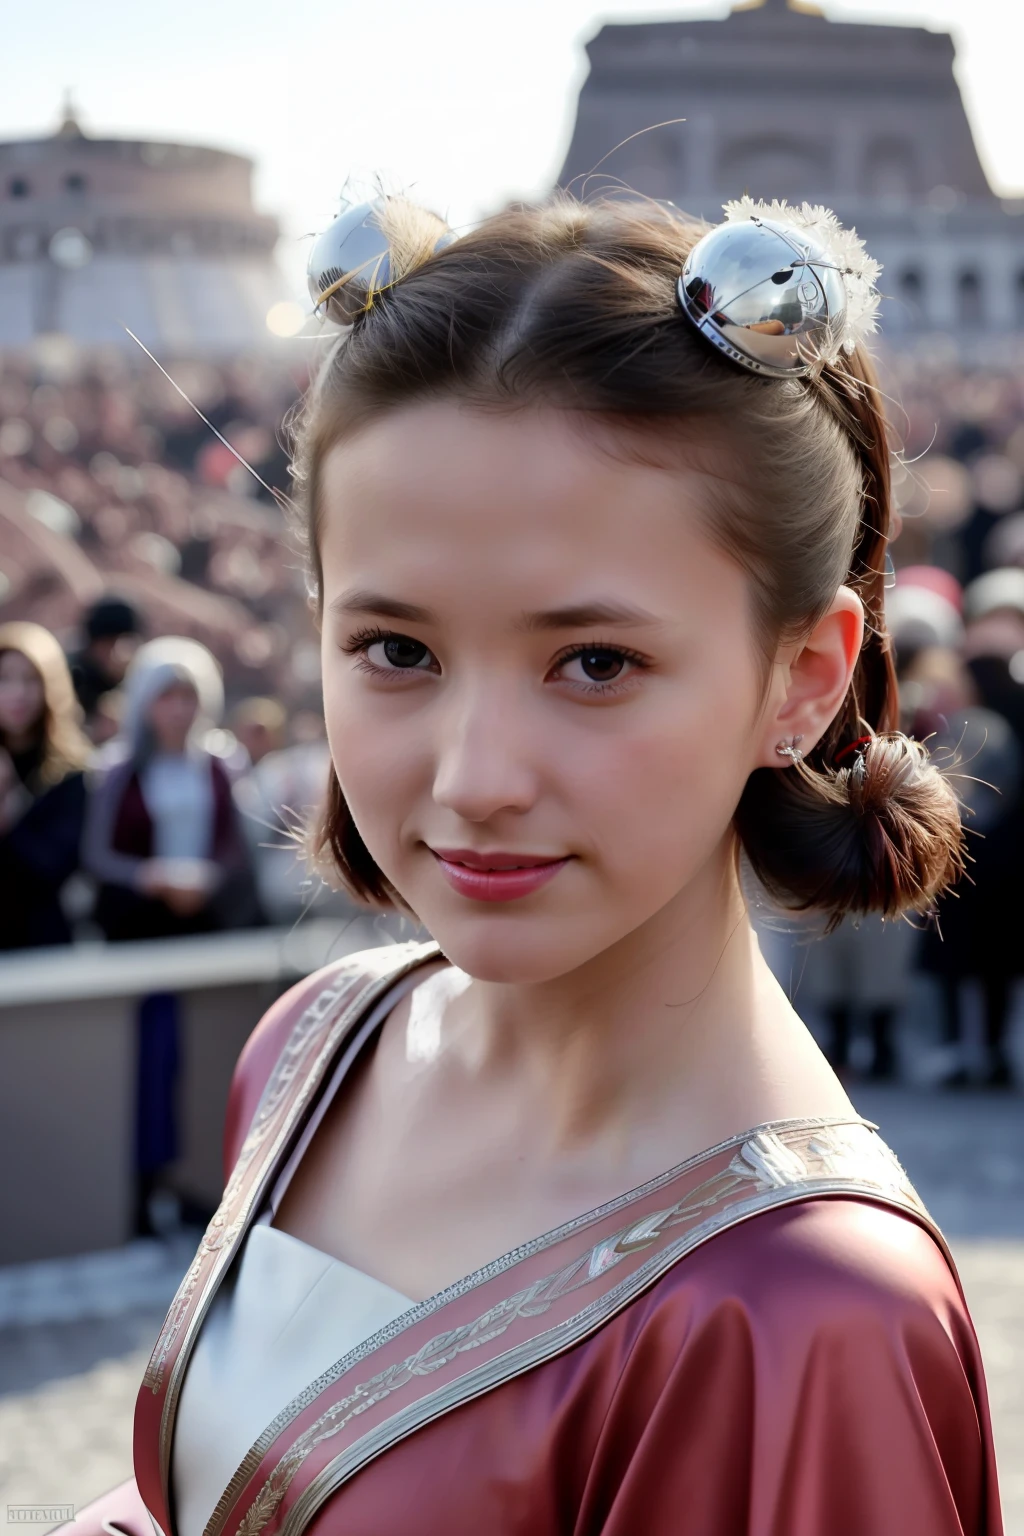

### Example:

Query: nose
xmin=431 ymin=683 xmax=539 ymax=823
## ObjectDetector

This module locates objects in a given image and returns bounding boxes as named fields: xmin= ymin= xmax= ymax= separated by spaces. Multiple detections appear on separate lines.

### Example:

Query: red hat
xmin=894 ymin=564 xmax=963 ymax=616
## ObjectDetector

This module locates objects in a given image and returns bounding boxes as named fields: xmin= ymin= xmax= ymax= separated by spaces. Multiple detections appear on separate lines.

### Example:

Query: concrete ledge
xmin=0 ymin=916 xmax=397 ymax=1005
xmin=0 ymin=917 xmax=418 ymax=1263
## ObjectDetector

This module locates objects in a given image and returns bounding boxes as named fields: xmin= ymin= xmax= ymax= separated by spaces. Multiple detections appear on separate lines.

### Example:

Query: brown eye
xmin=364 ymin=634 xmax=436 ymax=671
xmin=383 ymin=637 xmax=430 ymax=668
xmin=578 ymin=649 xmax=625 ymax=682
xmin=558 ymin=647 xmax=632 ymax=686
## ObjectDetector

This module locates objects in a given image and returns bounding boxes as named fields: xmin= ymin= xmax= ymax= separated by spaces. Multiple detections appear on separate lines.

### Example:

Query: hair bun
xmin=307 ymin=198 xmax=454 ymax=327
xmin=736 ymin=734 xmax=964 ymax=927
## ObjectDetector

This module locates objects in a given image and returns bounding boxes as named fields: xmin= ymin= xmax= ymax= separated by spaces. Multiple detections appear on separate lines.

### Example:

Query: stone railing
xmin=0 ymin=918 xmax=407 ymax=1264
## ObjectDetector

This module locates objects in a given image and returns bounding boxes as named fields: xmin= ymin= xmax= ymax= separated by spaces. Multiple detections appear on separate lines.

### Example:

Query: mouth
xmin=428 ymin=847 xmax=572 ymax=904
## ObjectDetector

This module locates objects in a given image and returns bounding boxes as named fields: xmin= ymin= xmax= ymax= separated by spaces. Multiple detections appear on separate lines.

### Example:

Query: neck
xmin=447 ymin=839 xmax=797 ymax=1154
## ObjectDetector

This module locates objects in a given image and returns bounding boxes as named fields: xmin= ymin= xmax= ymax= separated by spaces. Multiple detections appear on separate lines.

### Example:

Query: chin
xmin=413 ymin=903 xmax=616 ymax=986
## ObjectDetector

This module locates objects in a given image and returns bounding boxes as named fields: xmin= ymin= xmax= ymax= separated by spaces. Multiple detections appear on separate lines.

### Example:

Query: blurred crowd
xmin=0 ymin=339 xmax=357 ymax=958
xmin=760 ymin=348 xmax=1024 ymax=1091
xmin=0 ymin=606 xmax=349 ymax=952
xmin=1 ymin=340 xmax=1024 ymax=1096
xmin=0 ymin=339 xmax=324 ymax=721
xmin=0 ymin=602 xmax=355 ymax=1234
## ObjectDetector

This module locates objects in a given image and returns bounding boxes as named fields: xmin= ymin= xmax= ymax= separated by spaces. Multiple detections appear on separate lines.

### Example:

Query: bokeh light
xmin=265 ymin=301 xmax=306 ymax=338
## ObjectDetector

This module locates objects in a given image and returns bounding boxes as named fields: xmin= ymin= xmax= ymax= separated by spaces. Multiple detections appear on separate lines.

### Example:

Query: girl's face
xmin=148 ymin=680 xmax=199 ymax=753
xmin=0 ymin=651 xmax=45 ymax=740
xmin=319 ymin=403 xmax=784 ymax=984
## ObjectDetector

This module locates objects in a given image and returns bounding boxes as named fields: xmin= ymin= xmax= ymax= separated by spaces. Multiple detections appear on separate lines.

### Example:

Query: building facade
xmin=558 ymin=0 xmax=1024 ymax=348
xmin=0 ymin=107 xmax=295 ymax=354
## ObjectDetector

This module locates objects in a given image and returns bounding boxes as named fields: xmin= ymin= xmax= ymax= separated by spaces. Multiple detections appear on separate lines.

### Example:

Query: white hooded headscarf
xmin=119 ymin=636 xmax=224 ymax=765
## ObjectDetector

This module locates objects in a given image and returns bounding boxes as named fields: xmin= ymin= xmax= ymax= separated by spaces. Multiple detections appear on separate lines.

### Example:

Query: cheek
xmin=321 ymin=653 xmax=424 ymax=853
xmin=574 ymin=723 xmax=752 ymax=877
xmin=565 ymin=665 xmax=762 ymax=883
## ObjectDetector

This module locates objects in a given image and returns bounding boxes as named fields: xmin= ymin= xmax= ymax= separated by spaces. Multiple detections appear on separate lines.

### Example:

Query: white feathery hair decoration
xmin=723 ymin=195 xmax=883 ymax=359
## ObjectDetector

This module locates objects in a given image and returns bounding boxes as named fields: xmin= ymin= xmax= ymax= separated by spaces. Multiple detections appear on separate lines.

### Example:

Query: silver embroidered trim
xmin=150 ymin=941 xmax=438 ymax=1519
xmin=282 ymin=1164 xmax=936 ymax=1536
xmin=200 ymin=1113 xmax=883 ymax=1536
xmin=147 ymin=944 xmax=430 ymax=1393
xmin=225 ymin=1123 xmax=932 ymax=1536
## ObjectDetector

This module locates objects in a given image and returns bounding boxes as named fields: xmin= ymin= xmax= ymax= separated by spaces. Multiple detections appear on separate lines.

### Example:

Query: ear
xmin=756 ymin=586 xmax=864 ymax=769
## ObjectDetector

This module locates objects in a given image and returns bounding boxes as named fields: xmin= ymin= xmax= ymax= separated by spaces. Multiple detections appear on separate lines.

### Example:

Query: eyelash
xmin=549 ymin=640 xmax=651 ymax=695
xmin=341 ymin=627 xmax=651 ymax=695
xmin=341 ymin=626 xmax=432 ymax=678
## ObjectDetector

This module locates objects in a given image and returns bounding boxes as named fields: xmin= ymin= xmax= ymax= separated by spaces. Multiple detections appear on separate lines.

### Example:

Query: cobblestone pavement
xmin=1 ymin=1090 xmax=1021 ymax=1533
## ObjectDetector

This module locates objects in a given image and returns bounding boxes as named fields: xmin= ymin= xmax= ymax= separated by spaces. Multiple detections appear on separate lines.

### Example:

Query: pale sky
xmin=4 ymin=0 xmax=1022 ymax=291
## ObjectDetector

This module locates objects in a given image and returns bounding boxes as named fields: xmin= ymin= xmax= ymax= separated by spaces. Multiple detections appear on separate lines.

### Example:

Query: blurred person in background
xmin=232 ymin=704 xmax=354 ymax=925
xmin=962 ymin=568 xmax=1024 ymax=748
xmin=784 ymin=911 xmax=918 ymax=1082
xmin=67 ymin=595 xmax=142 ymax=743
xmin=909 ymin=644 xmax=1024 ymax=1087
xmin=0 ymin=622 xmax=90 ymax=948
xmin=82 ymin=636 xmax=263 ymax=1235
xmin=227 ymin=695 xmax=287 ymax=767
xmin=83 ymin=635 xmax=263 ymax=941
xmin=886 ymin=567 xmax=965 ymax=677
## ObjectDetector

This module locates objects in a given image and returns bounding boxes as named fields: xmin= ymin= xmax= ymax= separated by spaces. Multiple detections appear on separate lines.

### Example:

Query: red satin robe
xmin=69 ymin=941 xmax=1003 ymax=1536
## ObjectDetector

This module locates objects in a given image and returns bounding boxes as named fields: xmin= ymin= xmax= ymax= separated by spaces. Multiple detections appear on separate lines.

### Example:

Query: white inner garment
xmin=171 ymin=965 xmax=431 ymax=1536
xmin=172 ymin=1223 xmax=413 ymax=1536
xmin=140 ymin=753 xmax=214 ymax=861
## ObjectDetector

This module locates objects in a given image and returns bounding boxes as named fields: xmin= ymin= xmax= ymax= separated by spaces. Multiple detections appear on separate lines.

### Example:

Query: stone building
xmin=0 ymin=104 xmax=295 ymax=354
xmin=558 ymin=0 xmax=1024 ymax=347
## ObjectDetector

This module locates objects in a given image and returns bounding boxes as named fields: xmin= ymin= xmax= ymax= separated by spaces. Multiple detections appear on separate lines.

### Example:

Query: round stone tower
xmin=0 ymin=103 xmax=296 ymax=354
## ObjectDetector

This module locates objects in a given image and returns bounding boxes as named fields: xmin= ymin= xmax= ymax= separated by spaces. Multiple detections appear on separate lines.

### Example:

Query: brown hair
xmin=0 ymin=621 xmax=91 ymax=789
xmin=292 ymin=197 xmax=963 ymax=924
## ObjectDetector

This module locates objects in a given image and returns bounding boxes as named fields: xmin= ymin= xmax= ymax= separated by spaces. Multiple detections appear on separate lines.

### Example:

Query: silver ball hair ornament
xmin=678 ymin=216 xmax=849 ymax=378
xmin=306 ymin=198 xmax=455 ymax=325
xmin=306 ymin=200 xmax=394 ymax=324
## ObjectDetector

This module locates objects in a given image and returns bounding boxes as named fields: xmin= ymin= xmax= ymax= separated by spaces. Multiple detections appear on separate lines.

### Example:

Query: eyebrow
xmin=328 ymin=591 xmax=662 ymax=631
xmin=328 ymin=590 xmax=436 ymax=623
xmin=515 ymin=601 xmax=661 ymax=632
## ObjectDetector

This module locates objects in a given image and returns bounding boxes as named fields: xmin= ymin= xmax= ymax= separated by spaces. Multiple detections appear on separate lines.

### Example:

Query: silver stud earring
xmin=775 ymin=735 xmax=804 ymax=764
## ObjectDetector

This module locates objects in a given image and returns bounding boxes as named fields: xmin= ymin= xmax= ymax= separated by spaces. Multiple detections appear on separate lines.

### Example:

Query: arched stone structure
xmin=558 ymin=0 xmax=1024 ymax=346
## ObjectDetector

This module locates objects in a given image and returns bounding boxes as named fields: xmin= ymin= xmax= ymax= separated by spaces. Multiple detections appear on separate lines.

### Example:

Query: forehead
xmin=318 ymin=402 xmax=737 ymax=606
xmin=154 ymin=677 xmax=197 ymax=698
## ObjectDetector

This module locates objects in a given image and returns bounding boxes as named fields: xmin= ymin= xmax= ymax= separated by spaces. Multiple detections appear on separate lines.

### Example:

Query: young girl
xmin=74 ymin=196 xmax=1001 ymax=1535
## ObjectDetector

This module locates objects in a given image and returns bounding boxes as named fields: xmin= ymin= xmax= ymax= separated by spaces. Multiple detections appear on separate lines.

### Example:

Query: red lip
xmin=429 ymin=847 xmax=571 ymax=903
